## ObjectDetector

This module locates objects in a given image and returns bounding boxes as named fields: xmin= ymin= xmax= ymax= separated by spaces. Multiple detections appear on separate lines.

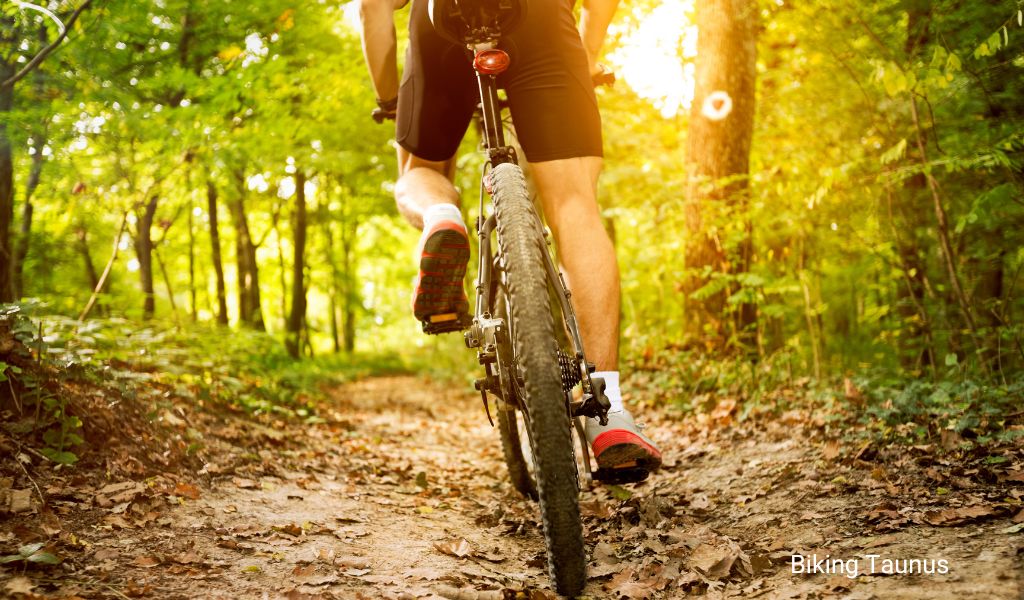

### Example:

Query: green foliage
xmin=0 ymin=543 xmax=61 ymax=566
xmin=32 ymin=312 xmax=413 ymax=418
xmin=855 ymin=374 xmax=1024 ymax=445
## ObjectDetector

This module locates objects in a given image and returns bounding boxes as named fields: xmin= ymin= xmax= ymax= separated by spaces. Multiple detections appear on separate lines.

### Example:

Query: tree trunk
xmin=74 ymin=223 xmax=104 ymax=314
xmin=229 ymin=171 xmax=264 ymax=330
xmin=188 ymin=193 xmax=197 ymax=321
xmin=684 ymin=0 xmax=758 ymax=347
xmin=273 ymin=201 xmax=287 ymax=329
xmin=0 ymin=60 xmax=15 ymax=302
xmin=206 ymin=180 xmax=229 ymax=325
xmin=340 ymin=215 xmax=357 ymax=354
xmin=285 ymin=173 xmax=308 ymax=358
xmin=13 ymin=144 xmax=41 ymax=299
xmin=135 ymin=196 xmax=159 ymax=319
xmin=320 ymin=197 xmax=341 ymax=352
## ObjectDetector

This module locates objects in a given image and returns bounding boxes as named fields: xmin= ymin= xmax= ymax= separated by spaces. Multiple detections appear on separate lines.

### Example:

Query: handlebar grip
xmin=593 ymin=70 xmax=616 ymax=88
xmin=372 ymin=108 xmax=396 ymax=124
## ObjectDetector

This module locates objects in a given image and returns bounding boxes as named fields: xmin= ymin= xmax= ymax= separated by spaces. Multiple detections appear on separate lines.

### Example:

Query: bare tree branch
xmin=1 ymin=0 xmax=96 ymax=90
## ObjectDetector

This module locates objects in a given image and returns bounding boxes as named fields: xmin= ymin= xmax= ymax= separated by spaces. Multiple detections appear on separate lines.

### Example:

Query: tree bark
xmin=229 ymin=171 xmax=264 ymax=330
xmin=285 ymin=173 xmax=308 ymax=358
xmin=135 ymin=196 xmax=159 ymax=319
xmin=206 ymin=180 xmax=229 ymax=325
xmin=0 ymin=60 xmax=15 ymax=302
xmin=684 ymin=0 xmax=758 ymax=347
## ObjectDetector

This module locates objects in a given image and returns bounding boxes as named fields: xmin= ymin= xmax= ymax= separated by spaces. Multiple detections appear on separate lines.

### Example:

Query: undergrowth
xmin=0 ymin=303 xmax=415 ymax=466
xmin=626 ymin=344 xmax=1024 ymax=449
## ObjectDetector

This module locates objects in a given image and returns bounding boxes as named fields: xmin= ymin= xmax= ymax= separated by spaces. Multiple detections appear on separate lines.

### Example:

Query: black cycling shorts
xmin=396 ymin=0 xmax=603 ymax=163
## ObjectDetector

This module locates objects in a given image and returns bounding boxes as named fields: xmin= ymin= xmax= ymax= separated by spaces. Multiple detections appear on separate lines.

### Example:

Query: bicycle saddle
xmin=428 ymin=0 xmax=526 ymax=45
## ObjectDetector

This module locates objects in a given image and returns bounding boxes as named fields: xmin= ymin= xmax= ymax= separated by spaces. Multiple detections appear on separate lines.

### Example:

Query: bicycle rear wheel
xmin=490 ymin=162 xmax=585 ymax=596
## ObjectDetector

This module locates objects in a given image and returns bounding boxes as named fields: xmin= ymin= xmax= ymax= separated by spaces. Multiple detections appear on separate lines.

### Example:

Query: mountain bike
xmin=373 ymin=1 xmax=636 ymax=595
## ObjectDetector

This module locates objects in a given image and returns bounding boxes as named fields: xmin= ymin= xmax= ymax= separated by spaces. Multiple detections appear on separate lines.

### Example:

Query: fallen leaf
xmin=922 ymin=505 xmax=1003 ymax=526
xmin=274 ymin=523 xmax=303 ymax=537
xmin=1004 ymin=471 xmax=1024 ymax=483
xmin=4 ymin=576 xmax=34 ymax=595
xmin=174 ymin=482 xmax=201 ymax=500
xmin=94 ymin=548 xmax=120 ymax=561
xmin=292 ymin=564 xmax=316 ymax=577
xmin=580 ymin=499 xmax=614 ymax=519
xmin=9 ymin=489 xmax=32 ymax=513
xmin=688 ymin=543 xmax=730 ymax=576
xmin=822 ymin=441 xmax=841 ymax=461
xmin=97 ymin=482 xmax=146 ymax=505
xmin=233 ymin=477 xmax=259 ymax=489
xmin=434 ymin=538 xmax=473 ymax=558
xmin=133 ymin=556 xmax=161 ymax=568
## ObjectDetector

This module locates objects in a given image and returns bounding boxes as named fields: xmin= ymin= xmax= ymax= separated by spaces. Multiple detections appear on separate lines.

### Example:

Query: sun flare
xmin=606 ymin=0 xmax=698 ymax=118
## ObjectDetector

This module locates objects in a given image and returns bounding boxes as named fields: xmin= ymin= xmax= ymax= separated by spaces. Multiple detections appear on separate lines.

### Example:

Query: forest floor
xmin=2 ymin=374 xmax=1023 ymax=599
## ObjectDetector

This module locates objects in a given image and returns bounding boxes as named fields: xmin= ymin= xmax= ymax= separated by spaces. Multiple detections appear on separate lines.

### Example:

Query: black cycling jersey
xmin=396 ymin=0 xmax=603 ymax=163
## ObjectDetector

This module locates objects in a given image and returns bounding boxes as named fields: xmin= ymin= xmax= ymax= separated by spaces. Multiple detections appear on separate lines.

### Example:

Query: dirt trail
xmin=3 ymin=376 xmax=1023 ymax=599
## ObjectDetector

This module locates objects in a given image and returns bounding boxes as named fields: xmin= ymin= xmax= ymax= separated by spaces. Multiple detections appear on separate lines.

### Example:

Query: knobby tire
xmin=490 ymin=162 xmax=585 ymax=596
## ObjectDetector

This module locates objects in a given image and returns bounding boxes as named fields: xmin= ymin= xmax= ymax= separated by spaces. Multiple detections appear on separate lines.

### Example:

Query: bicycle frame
xmin=457 ymin=39 xmax=611 ymax=484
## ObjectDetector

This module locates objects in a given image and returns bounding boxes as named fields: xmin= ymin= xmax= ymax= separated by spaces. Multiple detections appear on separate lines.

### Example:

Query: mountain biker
xmin=358 ymin=0 xmax=662 ymax=480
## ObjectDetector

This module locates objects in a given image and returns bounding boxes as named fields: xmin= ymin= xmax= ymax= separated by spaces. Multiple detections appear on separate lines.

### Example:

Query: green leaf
xmin=41 ymin=448 xmax=79 ymax=465
xmin=607 ymin=485 xmax=633 ymax=501
xmin=987 ymin=31 xmax=1002 ymax=52
xmin=944 ymin=353 xmax=958 ymax=367
xmin=18 ymin=543 xmax=45 ymax=556
xmin=26 ymin=551 xmax=61 ymax=565
xmin=881 ymin=139 xmax=907 ymax=164
xmin=1001 ymin=522 xmax=1024 ymax=534
xmin=946 ymin=52 xmax=962 ymax=73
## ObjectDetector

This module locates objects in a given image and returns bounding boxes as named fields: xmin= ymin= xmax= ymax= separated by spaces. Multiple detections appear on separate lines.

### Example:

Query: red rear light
xmin=474 ymin=49 xmax=510 ymax=75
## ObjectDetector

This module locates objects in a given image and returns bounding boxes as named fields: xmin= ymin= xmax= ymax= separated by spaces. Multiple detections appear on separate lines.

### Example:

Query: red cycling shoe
xmin=412 ymin=220 xmax=471 ymax=328
xmin=585 ymin=410 xmax=663 ymax=480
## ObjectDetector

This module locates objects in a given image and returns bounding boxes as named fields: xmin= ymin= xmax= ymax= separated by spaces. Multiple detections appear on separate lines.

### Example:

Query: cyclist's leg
xmin=529 ymin=157 xmax=618 ymax=372
xmin=395 ymin=0 xmax=477 ymax=324
xmin=394 ymin=150 xmax=458 ymax=229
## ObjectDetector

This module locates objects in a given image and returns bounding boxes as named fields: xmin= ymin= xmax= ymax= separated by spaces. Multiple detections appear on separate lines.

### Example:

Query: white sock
xmin=422 ymin=203 xmax=464 ymax=231
xmin=594 ymin=370 xmax=624 ymax=413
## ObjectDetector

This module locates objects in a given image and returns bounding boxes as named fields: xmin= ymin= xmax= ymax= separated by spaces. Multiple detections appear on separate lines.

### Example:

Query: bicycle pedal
xmin=592 ymin=467 xmax=650 ymax=485
xmin=422 ymin=314 xmax=472 ymax=335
